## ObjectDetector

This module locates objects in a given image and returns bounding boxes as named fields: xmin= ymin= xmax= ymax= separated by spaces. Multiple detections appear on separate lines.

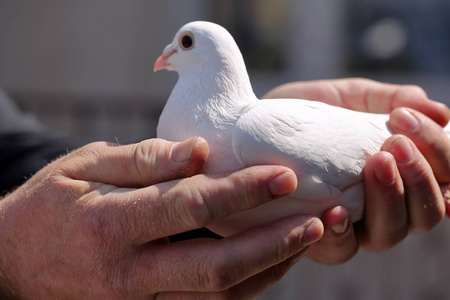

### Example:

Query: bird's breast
xmin=157 ymin=100 xmax=243 ymax=173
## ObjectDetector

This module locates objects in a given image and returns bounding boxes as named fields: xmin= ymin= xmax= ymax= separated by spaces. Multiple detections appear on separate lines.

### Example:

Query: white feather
xmin=156 ymin=21 xmax=450 ymax=236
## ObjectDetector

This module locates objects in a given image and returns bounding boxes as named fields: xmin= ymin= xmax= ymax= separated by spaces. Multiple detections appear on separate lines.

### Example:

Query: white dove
xmin=154 ymin=21 xmax=450 ymax=237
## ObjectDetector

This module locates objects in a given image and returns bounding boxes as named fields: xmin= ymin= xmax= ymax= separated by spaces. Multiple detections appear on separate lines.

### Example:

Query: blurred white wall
xmin=0 ymin=0 xmax=210 ymax=100
xmin=2 ymin=0 xmax=450 ymax=101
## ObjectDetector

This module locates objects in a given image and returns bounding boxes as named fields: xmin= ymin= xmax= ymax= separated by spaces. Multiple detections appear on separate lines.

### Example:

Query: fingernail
xmin=269 ymin=171 xmax=296 ymax=198
xmin=387 ymin=137 xmax=414 ymax=164
xmin=374 ymin=156 xmax=396 ymax=184
xmin=172 ymin=137 xmax=197 ymax=163
xmin=391 ymin=108 xmax=419 ymax=133
xmin=331 ymin=217 xmax=349 ymax=235
xmin=301 ymin=220 xmax=323 ymax=246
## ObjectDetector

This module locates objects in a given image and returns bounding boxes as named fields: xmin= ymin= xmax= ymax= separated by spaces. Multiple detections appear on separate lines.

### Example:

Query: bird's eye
xmin=179 ymin=32 xmax=195 ymax=50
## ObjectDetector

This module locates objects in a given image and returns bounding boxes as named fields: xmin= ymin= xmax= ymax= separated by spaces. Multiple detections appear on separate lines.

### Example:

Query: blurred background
xmin=1 ymin=0 xmax=449 ymax=299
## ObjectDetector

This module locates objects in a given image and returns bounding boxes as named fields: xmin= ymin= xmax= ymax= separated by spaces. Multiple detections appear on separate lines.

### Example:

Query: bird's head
xmin=154 ymin=21 xmax=246 ymax=75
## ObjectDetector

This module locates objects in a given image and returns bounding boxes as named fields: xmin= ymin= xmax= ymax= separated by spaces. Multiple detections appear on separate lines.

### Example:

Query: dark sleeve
xmin=0 ymin=90 xmax=81 ymax=194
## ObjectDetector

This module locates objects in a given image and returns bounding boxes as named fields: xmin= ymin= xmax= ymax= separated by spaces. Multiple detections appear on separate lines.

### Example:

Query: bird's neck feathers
xmin=175 ymin=44 xmax=258 ymax=111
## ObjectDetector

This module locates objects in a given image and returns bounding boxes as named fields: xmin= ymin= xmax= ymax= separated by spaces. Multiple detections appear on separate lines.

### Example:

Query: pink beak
xmin=154 ymin=44 xmax=177 ymax=72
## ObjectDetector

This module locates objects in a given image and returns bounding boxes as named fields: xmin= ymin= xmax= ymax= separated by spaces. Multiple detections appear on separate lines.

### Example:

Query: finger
xmin=262 ymin=80 xmax=339 ymax=104
xmin=150 ymin=166 xmax=298 ymax=239
xmin=334 ymin=79 xmax=449 ymax=126
xmin=372 ymin=83 xmax=450 ymax=126
xmin=382 ymin=135 xmax=446 ymax=232
xmin=220 ymin=249 xmax=307 ymax=299
xmin=263 ymin=79 xmax=450 ymax=127
xmin=61 ymin=137 xmax=209 ymax=187
xmin=130 ymin=215 xmax=323 ymax=294
xmin=156 ymin=249 xmax=308 ymax=299
xmin=307 ymin=206 xmax=358 ymax=264
xmin=88 ymin=166 xmax=298 ymax=244
xmin=386 ymin=86 xmax=450 ymax=127
xmin=358 ymin=152 xmax=408 ymax=251
xmin=389 ymin=108 xmax=450 ymax=182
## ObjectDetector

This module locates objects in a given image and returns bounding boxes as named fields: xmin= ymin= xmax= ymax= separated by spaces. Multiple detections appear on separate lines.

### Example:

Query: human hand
xmin=263 ymin=78 xmax=449 ymax=264
xmin=0 ymin=137 xmax=323 ymax=299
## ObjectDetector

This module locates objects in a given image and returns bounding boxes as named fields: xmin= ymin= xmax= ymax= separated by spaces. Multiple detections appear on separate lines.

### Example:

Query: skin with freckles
xmin=264 ymin=78 xmax=450 ymax=261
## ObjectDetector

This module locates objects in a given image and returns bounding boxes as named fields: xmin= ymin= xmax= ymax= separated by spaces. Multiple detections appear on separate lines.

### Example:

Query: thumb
xmin=60 ymin=137 xmax=209 ymax=187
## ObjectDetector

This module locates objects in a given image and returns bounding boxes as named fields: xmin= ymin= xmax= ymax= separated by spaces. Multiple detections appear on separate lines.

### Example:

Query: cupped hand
xmin=0 ymin=137 xmax=323 ymax=299
xmin=263 ymin=78 xmax=449 ymax=126
xmin=264 ymin=78 xmax=450 ymax=264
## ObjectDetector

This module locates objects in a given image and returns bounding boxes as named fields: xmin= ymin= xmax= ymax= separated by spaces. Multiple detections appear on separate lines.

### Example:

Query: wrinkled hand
xmin=0 ymin=137 xmax=323 ymax=299
xmin=264 ymin=77 xmax=450 ymax=264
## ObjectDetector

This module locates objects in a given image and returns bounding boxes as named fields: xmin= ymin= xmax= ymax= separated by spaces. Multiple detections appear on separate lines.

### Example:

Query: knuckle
xmin=206 ymin=257 xmax=237 ymax=291
xmin=279 ymin=235 xmax=299 ymax=260
xmin=392 ymin=85 xmax=428 ymax=107
xmin=153 ymin=138 xmax=174 ymax=160
xmin=134 ymin=139 xmax=173 ymax=179
xmin=228 ymin=169 xmax=267 ymax=208
xmin=136 ymin=138 xmax=172 ymax=164
xmin=405 ymin=85 xmax=427 ymax=97
xmin=402 ymin=85 xmax=428 ymax=100
xmin=125 ymin=139 xmax=174 ymax=186
xmin=171 ymin=182 xmax=216 ymax=228
xmin=133 ymin=140 xmax=154 ymax=178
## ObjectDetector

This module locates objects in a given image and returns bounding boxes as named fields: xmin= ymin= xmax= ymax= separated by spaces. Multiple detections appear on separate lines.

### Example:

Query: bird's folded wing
xmin=232 ymin=99 xmax=385 ymax=202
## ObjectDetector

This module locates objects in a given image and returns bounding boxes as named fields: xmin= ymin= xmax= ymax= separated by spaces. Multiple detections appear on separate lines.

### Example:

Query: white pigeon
xmin=154 ymin=21 xmax=450 ymax=237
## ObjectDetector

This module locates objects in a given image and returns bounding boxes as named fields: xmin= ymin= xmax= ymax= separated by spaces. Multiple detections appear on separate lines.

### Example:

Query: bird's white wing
xmin=232 ymin=98 xmax=391 ymax=202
